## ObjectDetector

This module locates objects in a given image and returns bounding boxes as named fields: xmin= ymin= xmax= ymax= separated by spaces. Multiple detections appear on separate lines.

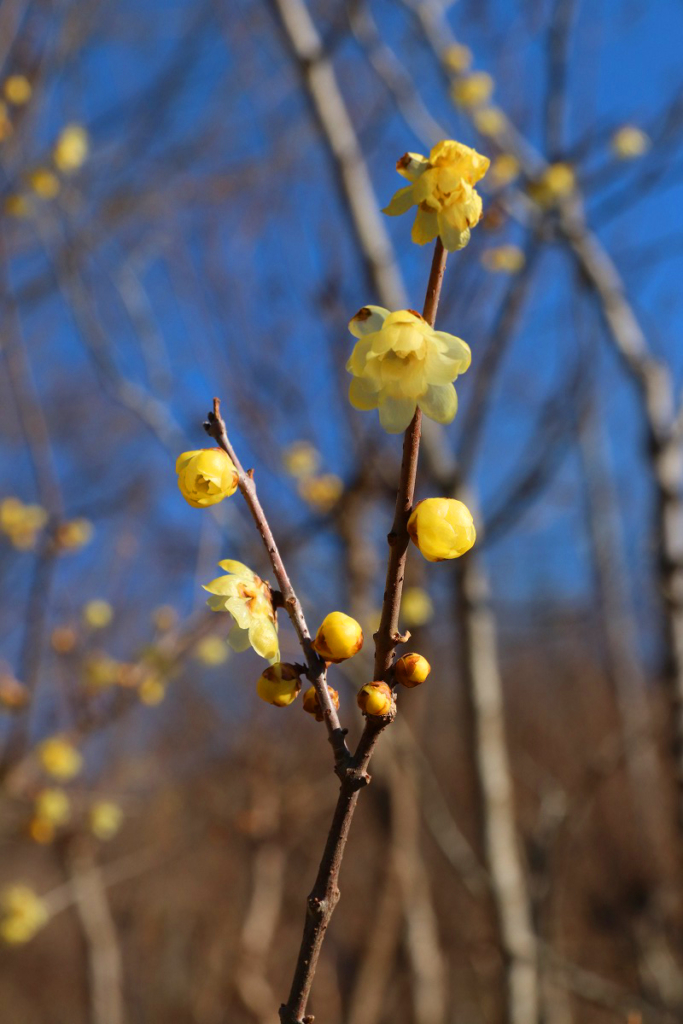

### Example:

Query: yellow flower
xmin=4 ymin=76 xmax=32 ymax=105
xmin=27 ymin=168 xmax=60 ymax=199
xmin=176 ymin=448 xmax=238 ymax=508
xmin=53 ymin=124 xmax=88 ymax=173
xmin=194 ymin=635 xmax=229 ymax=665
xmin=450 ymin=71 xmax=494 ymax=109
xmin=38 ymin=736 xmax=82 ymax=780
xmin=0 ymin=497 xmax=47 ymax=549
xmin=83 ymin=654 xmax=122 ymax=690
xmin=347 ymin=306 xmax=471 ymax=434
xmin=283 ymin=441 xmax=320 ymax=478
xmin=528 ymin=163 xmax=575 ymax=206
xmin=611 ymin=125 xmax=650 ymax=160
xmin=82 ymin=599 xmax=113 ymax=629
xmin=256 ymin=663 xmax=301 ymax=707
xmin=89 ymin=801 xmax=123 ymax=841
xmin=302 ymin=684 xmax=340 ymax=721
xmin=203 ymin=560 xmax=279 ymax=663
xmin=473 ymin=106 xmax=506 ymax=137
xmin=395 ymin=653 xmax=431 ymax=688
xmin=34 ymin=788 xmax=70 ymax=826
xmin=313 ymin=611 xmax=363 ymax=663
xmin=298 ymin=474 xmax=343 ymax=512
xmin=0 ymin=886 xmax=48 ymax=945
xmin=55 ymin=517 xmax=93 ymax=550
xmin=139 ymin=675 xmax=165 ymax=705
xmin=442 ymin=43 xmax=472 ymax=73
xmin=383 ymin=140 xmax=489 ymax=251
xmin=401 ymin=587 xmax=434 ymax=627
xmin=488 ymin=153 xmax=520 ymax=188
xmin=408 ymin=498 xmax=476 ymax=562
xmin=357 ymin=682 xmax=394 ymax=717
xmin=481 ymin=245 xmax=525 ymax=274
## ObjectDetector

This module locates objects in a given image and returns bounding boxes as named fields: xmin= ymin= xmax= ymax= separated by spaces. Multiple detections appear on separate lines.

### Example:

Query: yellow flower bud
xmin=256 ymin=663 xmax=302 ymax=707
xmin=0 ymin=886 xmax=48 ymax=945
xmin=442 ymin=43 xmax=472 ymax=73
xmin=611 ymin=125 xmax=650 ymax=160
xmin=312 ymin=611 xmax=363 ymax=663
xmin=357 ymin=682 xmax=394 ymax=717
xmin=38 ymin=736 xmax=82 ymax=780
xmin=4 ymin=76 xmax=32 ymax=105
xmin=407 ymin=498 xmax=476 ymax=562
xmin=473 ymin=106 xmax=506 ymax=136
xmin=176 ymin=448 xmax=238 ymax=508
xmin=283 ymin=440 xmax=320 ymax=478
xmin=481 ymin=245 xmax=525 ymax=274
xmin=82 ymin=599 xmax=113 ymax=629
xmin=53 ymin=124 xmax=88 ymax=173
xmin=55 ymin=517 xmax=93 ymax=550
xmin=450 ymin=71 xmax=494 ymax=110
xmin=489 ymin=153 xmax=520 ymax=189
xmin=89 ymin=801 xmax=123 ymax=841
xmin=302 ymin=684 xmax=340 ymax=722
xmin=395 ymin=653 xmax=431 ymax=688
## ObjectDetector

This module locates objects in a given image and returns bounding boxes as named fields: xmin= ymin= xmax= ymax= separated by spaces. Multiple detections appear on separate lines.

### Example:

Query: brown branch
xmin=279 ymin=238 xmax=448 ymax=1024
xmin=205 ymin=402 xmax=350 ymax=768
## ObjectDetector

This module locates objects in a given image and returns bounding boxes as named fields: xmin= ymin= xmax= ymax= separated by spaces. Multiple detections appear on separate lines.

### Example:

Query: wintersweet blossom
xmin=407 ymin=498 xmax=476 ymax=562
xmin=481 ymin=245 xmax=526 ymax=274
xmin=176 ymin=448 xmax=238 ymax=508
xmin=450 ymin=72 xmax=494 ymax=109
xmin=347 ymin=306 xmax=471 ymax=434
xmin=611 ymin=125 xmax=650 ymax=160
xmin=89 ymin=801 xmax=123 ymax=840
xmin=383 ymin=140 xmax=490 ymax=251
xmin=53 ymin=125 xmax=89 ymax=173
xmin=203 ymin=560 xmax=279 ymax=663
xmin=38 ymin=736 xmax=83 ymax=780
xmin=0 ymin=886 xmax=48 ymax=945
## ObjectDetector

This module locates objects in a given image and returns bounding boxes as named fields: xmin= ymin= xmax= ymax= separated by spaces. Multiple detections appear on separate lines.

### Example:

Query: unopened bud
xmin=395 ymin=653 xmax=431 ymax=688
xmin=313 ymin=611 xmax=363 ymax=663
xmin=357 ymin=681 xmax=394 ymax=717
xmin=407 ymin=497 xmax=475 ymax=562
xmin=302 ymin=684 xmax=340 ymax=721
xmin=256 ymin=663 xmax=301 ymax=707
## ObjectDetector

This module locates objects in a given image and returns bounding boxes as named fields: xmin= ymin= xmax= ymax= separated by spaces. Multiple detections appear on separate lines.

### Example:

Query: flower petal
xmin=418 ymin=383 xmax=458 ymax=424
xmin=249 ymin=620 xmax=280 ymax=663
xmin=348 ymin=306 xmax=390 ymax=338
xmin=378 ymin=396 xmax=418 ymax=434
xmin=225 ymin=596 xmax=251 ymax=629
xmin=203 ymin=575 xmax=240 ymax=597
xmin=411 ymin=208 xmax=439 ymax=246
xmin=346 ymin=335 xmax=375 ymax=374
xmin=227 ymin=623 xmax=252 ymax=653
xmin=438 ymin=212 xmax=471 ymax=251
xmin=217 ymin=559 xmax=254 ymax=580
xmin=396 ymin=152 xmax=430 ymax=182
xmin=382 ymin=185 xmax=415 ymax=217
xmin=349 ymin=376 xmax=379 ymax=411
xmin=175 ymin=450 xmax=200 ymax=474
xmin=433 ymin=333 xmax=472 ymax=372
xmin=206 ymin=594 xmax=229 ymax=612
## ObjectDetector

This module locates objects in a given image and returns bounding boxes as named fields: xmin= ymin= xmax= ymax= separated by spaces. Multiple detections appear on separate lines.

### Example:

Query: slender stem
xmin=280 ymin=237 xmax=449 ymax=1024
xmin=206 ymin=404 xmax=351 ymax=768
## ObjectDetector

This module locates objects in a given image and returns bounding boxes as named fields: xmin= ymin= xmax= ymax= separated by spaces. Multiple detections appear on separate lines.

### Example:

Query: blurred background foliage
xmin=2 ymin=0 xmax=683 ymax=1021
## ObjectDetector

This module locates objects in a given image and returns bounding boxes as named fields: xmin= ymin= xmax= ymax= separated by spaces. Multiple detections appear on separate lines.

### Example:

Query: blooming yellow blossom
xmin=488 ymin=153 xmax=520 ymax=189
xmin=481 ymin=245 xmax=525 ymax=273
xmin=31 ymin=789 xmax=70 ymax=841
xmin=194 ymin=634 xmax=230 ymax=665
xmin=176 ymin=448 xmax=238 ymax=508
xmin=383 ymin=140 xmax=489 ymax=251
xmin=0 ymin=497 xmax=47 ymax=549
xmin=0 ymin=886 xmax=48 ymax=945
xmin=38 ymin=736 xmax=82 ymax=780
xmin=53 ymin=124 xmax=89 ymax=173
xmin=302 ymin=684 xmax=340 ymax=721
xmin=203 ymin=560 xmax=279 ymax=663
xmin=283 ymin=441 xmax=320 ymax=478
xmin=256 ymin=663 xmax=301 ymax=707
xmin=450 ymin=71 xmax=494 ymax=109
xmin=408 ymin=497 xmax=476 ymax=562
xmin=442 ymin=43 xmax=472 ymax=73
xmin=4 ymin=76 xmax=32 ymax=105
xmin=28 ymin=168 xmax=60 ymax=199
xmin=401 ymin=586 xmax=434 ymax=627
xmin=395 ymin=653 xmax=431 ymax=688
xmin=313 ymin=611 xmax=363 ymax=663
xmin=55 ymin=517 xmax=93 ymax=550
xmin=83 ymin=599 xmax=113 ymax=629
xmin=5 ymin=194 xmax=29 ymax=217
xmin=473 ymin=107 xmax=506 ymax=137
xmin=89 ymin=801 xmax=123 ymax=840
xmin=347 ymin=306 xmax=471 ymax=433
xmin=298 ymin=474 xmax=343 ymax=512
xmin=528 ymin=163 xmax=575 ymax=206
xmin=611 ymin=125 xmax=650 ymax=160
xmin=357 ymin=682 xmax=394 ymax=717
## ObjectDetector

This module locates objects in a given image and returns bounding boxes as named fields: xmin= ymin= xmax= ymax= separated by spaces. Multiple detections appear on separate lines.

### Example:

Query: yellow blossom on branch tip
xmin=203 ymin=560 xmax=279 ymax=663
xmin=383 ymin=139 xmax=489 ymax=252
xmin=83 ymin=599 xmax=113 ymax=629
xmin=450 ymin=71 xmax=494 ymax=109
xmin=90 ymin=801 xmax=123 ymax=840
xmin=408 ymin=498 xmax=476 ymax=562
xmin=611 ymin=125 xmax=650 ymax=160
xmin=347 ymin=307 xmax=471 ymax=434
xmin=481 ymin=245 xmax=525 ymax=274
xmin=256 ymin=663 xmax=301 ymax=707
xmin=4 ymin=75 xmax=32 ymax=105
xmin=473 ymin=107 xmax=506 ymax=137
xmin=528 ymin=163 xmax=575 ymax=206
xmin=53 ymin=124 xmax=88 ymax=173
xmin=34 ymin=789 xmax=70 ymax=829
xmin=303 ymin=684 xmax=340 ymax=721
xmin=0 ymin=886 xmax=48 ymax=945
xmin=357 ymin=682 xmax=394 ymax=717
xmin=442 ymin=43 xmax=472 ymax=73
xmin=38 ymin=736 xmax=82 ymax=780
xmin=176 ymin=448 xmax=238 ymax=508
xmin=313 ymin=611 xmax=363 ymax=663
